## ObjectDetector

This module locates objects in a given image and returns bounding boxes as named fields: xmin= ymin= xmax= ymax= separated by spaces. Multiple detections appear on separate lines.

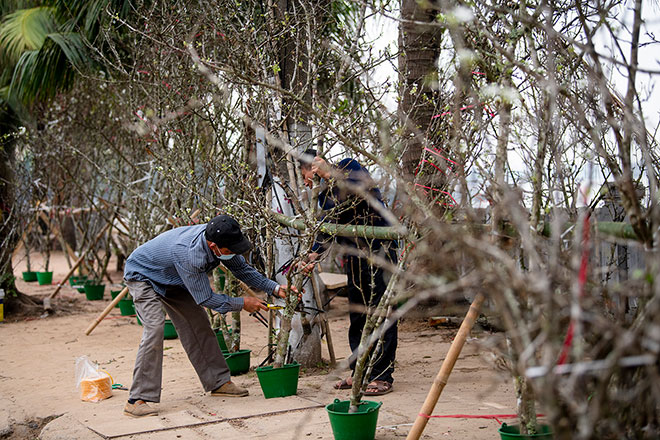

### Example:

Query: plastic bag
xmin=75 ymin=355 xmax=113 ymax=402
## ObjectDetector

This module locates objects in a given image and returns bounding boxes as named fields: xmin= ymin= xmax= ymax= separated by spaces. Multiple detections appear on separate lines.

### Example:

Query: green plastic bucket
xmin=164 ymin=319 xmax=178 ymax=339
xmin=36 ymin=271 xmax=53 ymax=285
xmin=110 ymin=290 xmax=122 ymax=307
xmin=223 ymin=349 xmax=251 ymax=375
xmin=118 ymin=298 xmax=135 ymax=316
xmin=22 ymin=271 xmax=37 ymax=282
xmin=498 ymin=423 xmax=553 ymax=440
xmin=255 ymin=362 xmax=300 ymax=398
xmin=214 ymin=328 xmax=229 ymax=351
xmin=84 ymin=284 xmax=105 ymax=300
xmin=69 ymin=275 xmax=88 ymax=287
xmin=326 ymin=399 xmax=382 ymax=440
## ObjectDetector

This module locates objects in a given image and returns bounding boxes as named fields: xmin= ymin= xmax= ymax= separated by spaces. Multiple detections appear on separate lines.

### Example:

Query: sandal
xmin=364 ymin=380 xmax=393 ymax=396
xmin=333 ymin=377 xmax=353 ymax=390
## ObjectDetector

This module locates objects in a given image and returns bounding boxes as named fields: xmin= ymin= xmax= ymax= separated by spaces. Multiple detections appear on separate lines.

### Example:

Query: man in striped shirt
xmin=123 ymin=214 xmax=293 ymax=417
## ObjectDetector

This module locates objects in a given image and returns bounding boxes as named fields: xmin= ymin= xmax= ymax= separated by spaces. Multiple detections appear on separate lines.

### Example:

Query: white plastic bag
xmin=75 ymin=356 xmax=113 ymax=402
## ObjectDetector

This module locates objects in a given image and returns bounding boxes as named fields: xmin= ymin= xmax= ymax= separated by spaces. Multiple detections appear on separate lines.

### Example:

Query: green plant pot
xmin=110 ymin=290 xmax=123 ymax=307
xmin=255 ymin=362 xmax=300 ymax=398
xmin=22 ymin=271 xmax=38 ymax=282
xmin=214 ymin=328 xmax=229 ymax=351
xmin=84 ymin=283 xmax=105 ymax=300
xmin=498 ymin=423 xmax=553 ymax=440
xmin=69 ymin=275 xmax=88 ymax=287
xmin=36 ymin=271 xmax=53 ymax=285
xmin=326 ymin=399 xmax=382 ymax=440
xmin=118 ymin=298 xmax=135 ymax=316
xmin=164 ymin=319 xmax=178 ymax=339
xmin=223 ymin=349 xmax=251 ymax=375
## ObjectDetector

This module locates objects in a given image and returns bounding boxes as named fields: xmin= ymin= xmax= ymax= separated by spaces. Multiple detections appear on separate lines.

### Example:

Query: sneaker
xmin=124 ymin=400 xmax=158 ymax=417
xmin=210 ymin=381 xmax=249 ymax=397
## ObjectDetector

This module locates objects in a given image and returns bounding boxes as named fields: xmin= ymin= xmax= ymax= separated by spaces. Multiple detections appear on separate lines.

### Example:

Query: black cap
xmin=205 ymin=215 xmax=252 ymax=254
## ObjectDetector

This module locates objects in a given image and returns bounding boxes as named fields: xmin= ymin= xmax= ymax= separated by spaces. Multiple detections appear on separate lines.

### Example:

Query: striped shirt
xmin=124 ymin=224 xmax=278 ymax=314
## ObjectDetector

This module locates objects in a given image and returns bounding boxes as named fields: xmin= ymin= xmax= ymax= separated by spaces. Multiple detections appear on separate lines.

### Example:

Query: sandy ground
xmin=1 ymin=252 xmax=518 ymax=439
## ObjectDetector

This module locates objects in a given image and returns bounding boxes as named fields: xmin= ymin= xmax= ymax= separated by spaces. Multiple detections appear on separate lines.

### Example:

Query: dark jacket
xmin=313 ymin=158 xmax=390 ymax=253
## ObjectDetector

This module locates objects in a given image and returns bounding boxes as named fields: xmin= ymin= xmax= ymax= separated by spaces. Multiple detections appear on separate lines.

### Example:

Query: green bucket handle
xmin=332 ymin=399 xmax=381 ymax=413
xmin=365 ymin=401 xmax=382 ymax=413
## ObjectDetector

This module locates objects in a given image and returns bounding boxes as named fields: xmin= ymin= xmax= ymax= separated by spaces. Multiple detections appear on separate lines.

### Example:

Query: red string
xmin=423 ymin=147 xmax=459 ymax=168
xmin=414 ymin=184 xmax=458 ymax=207
xmin=557 ymin=212 xmax=591 ymax=365
xmin=414 ymin=159 xmax=449 ymax=177
xmin=432 ymin=105 xmax=475 ymax=119
xmin=418 ymin=413 xmax=545 ymax=425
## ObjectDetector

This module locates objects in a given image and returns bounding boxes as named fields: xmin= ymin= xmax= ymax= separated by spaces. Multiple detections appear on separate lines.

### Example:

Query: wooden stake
xmin=84 ymin=287 xmax=129 ymax=335
xmin=406 ymin=293 xmax=486 ymax=440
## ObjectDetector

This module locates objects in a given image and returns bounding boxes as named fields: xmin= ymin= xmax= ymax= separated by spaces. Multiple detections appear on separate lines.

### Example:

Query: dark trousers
xmin=346 ymin=248 xmax=398 ymax=384
xmin=126 ymin=280 xmax=230 ymax=402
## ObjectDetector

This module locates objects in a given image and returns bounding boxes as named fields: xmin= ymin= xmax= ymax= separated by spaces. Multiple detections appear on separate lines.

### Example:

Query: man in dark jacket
xmin=299 ymin=151 xmax=397 ymax=395
xmin=123 ymin=214 xmax=294 ymax=417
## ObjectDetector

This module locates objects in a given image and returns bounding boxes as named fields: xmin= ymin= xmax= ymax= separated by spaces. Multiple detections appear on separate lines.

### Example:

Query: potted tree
xmin=325 ymin=249 xmax=407 ymax=440
xmin=21 ymin=234 xmax=37 ymax=282
xmin=83 ymin=265 xmax=105 ymax=300
xmin=254 ymin=265 xmax=304 ymax=399
xmin=36 ymin=223 xmax=53 ymax=285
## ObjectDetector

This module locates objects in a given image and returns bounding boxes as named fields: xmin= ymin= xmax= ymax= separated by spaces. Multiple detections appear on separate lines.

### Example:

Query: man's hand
xmin=311 ymin=157 xmax=331 ymax=180
xmin=298 ymin=252 xmax=319 ymax=275
xmin=243 ymin=297 xmax=268 ymax=313
xmin=275 ymin=285 xmax=303 ymax=301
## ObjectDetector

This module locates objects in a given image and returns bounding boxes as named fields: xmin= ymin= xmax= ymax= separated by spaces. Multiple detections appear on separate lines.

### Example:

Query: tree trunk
xmin=398 ymin=0 xmax=443 ymax=177
xmin=0 ymin=128 xmax=40 ymax=314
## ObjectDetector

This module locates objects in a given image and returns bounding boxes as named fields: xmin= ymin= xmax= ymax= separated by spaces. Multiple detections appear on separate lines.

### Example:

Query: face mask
xmin=218 ymin=254 xmax=235 ymax=260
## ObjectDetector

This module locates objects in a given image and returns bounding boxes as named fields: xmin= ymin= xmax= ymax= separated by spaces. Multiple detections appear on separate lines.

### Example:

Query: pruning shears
xmin=264 ymin=302 xmax=324 ymax=314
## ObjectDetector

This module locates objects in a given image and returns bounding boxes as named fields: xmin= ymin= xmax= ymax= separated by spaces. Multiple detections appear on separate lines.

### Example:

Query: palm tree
xmin=0 ymin=0 xmax=134 ymax=312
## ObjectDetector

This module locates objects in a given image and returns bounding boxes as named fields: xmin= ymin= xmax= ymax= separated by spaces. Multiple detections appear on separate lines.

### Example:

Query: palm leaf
xmin=53 ymin=0 xmax=136 ymax=36
xmin=0 ymin=1 xmax=40 ymax=17
xmin=0 ymin=7 xmax=57 ymax=64
xmin=9 ymin=32 xmax=90 ymax=104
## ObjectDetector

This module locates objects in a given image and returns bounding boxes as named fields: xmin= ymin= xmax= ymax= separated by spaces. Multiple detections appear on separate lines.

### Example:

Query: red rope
xmin=557 ymin=212 xmax=591 ymax=365
xmin=418 ymin=413 xmax=545 ymax=425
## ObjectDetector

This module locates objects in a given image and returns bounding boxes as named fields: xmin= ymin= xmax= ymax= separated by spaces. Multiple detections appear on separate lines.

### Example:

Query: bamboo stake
xmin=46 ymin=220 xmax=113 ymax=303
xmin=406 ymin=293 xmax=486 ymax=440
xmin=84 ymin=287 xmax=129 ymax=335
xmin=272 ymin=212 xmax=643 ymax=243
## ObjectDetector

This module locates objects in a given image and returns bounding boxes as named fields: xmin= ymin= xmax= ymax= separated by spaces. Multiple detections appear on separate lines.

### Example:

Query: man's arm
xmin=221 ymin=255 xmax=280 ymax=296
xmin=174 ymin=261 xmax=244 ymax=314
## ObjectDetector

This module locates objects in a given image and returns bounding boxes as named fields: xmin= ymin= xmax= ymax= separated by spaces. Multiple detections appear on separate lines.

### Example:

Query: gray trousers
xmin=126 ymin=280 xmax=231 ymax=402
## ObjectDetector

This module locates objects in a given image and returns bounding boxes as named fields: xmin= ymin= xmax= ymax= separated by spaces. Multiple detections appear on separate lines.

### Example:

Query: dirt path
xmin=1 ymin=252 xmax=517 ymax=439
